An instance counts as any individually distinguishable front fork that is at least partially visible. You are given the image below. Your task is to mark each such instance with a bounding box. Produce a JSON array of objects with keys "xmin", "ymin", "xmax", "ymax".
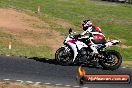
[{"xmin": 64, "ymin": 42, "xmax": 78, "ymax": 62}]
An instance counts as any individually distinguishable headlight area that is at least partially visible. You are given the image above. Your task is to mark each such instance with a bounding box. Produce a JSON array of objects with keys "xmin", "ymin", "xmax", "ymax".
[{"xmin": 63, "ymin": 40, "xmax": 66, "ymax": 44}]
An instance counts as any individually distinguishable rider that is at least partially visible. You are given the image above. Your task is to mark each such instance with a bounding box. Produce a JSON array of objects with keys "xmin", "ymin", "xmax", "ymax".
[{"xmin": 78, "ymin": 19, "xmax": 106, "ymax": 55}]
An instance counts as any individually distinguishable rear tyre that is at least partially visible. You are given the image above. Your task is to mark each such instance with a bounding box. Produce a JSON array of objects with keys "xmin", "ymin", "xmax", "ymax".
[
  {"xmin": 55, "ymin": 47, "xmax": 73, "ymax": 65},
  {"xmin": 100, "ymin": 50, "xmax": 122, "ymax": 70}
]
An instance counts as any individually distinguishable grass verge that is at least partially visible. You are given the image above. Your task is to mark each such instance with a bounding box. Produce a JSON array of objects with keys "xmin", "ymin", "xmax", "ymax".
[
  {"xmin": 122, "ymin": 61, "xmax": 132, "ymax": 68},
  {"xmin": 0, "ymin": 27, "xmax": 52, "ymax": 58},
  {"xmin": 0, "ymin": 81, "xmax": 69, "ymax": 88}
]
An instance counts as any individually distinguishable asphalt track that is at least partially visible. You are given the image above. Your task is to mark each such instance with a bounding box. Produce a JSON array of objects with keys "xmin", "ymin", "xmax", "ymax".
[{"xmin": 0, "ymin": 56, "xmax": 131, "ymax": 88}]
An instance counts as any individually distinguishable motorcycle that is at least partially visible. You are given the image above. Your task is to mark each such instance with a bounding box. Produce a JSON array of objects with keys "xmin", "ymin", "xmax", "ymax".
[{"xmin": 55, "ymin": 28, "xmax": 122, "ymax": 70}]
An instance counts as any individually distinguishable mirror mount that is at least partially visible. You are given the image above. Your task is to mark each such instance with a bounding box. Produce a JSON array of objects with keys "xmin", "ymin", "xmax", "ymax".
[{"xmin": 69, "ymin": 28, "xmax": 72, "ymax": 34}]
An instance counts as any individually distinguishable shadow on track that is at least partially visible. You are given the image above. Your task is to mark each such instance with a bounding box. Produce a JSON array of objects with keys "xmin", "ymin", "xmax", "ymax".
[
  {"xmin": 28, "ymin": 57, "xmax": 102, "ymax": 69},
  {"xmin": 28, "ymin": 57, "xmax": 58, "ymax": 65}
]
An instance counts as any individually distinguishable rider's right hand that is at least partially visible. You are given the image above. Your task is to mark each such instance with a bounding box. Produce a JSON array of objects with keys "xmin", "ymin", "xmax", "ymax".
[{"xmin": 74, "ymin": 34, "xmax": 81, "ymax": 39}]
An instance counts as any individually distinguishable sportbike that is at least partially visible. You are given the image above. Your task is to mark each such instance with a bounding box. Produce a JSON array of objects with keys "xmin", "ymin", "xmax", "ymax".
[{"xmin": 55, "ymin": 29, "xmax": 122, "ymax": 70}]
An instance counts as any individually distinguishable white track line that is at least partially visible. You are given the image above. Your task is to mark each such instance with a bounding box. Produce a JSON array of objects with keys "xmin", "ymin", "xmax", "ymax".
[
  {"xmin": 65, "ymin": 85, "xmax": 71, "ymax": 87},
  {"xmin": 16, "ymin": 80, "xmax": 23, "ymax": 83},
  {"xmin": 2, "ymin": 79, "xmax": 87, "ymax": 88},
  {"xmin": 55, "ymin": 84, "xmax": 63, "ymax": 86},
  {"xmin": 44, "ymin": 83, "xmax": 51, "ymax": 85},
  {"xmin": 122, "ymin": 67, "xmax": 126, "ymax": 68},
  {"xmin": 26, "ymin": 81, "xmax": 33, "ymax": 84},
  {"xmin": 3, "ymin": 79, "xmax": 10, "ymax": 81},
  {"xmin": 73, "ymin": 86, "xmax": 81, "ymax": 88},
  {"xmin": 34, "ymin": 82, "xmax": 41, "ymax": 85}
]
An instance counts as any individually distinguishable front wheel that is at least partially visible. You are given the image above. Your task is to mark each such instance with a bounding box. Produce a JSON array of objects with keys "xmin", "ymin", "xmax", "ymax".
[
  {"xmin": 100, "ymin": 50, "xmax": 122, "ymax": 70},
  {"xmin": 55, "ymin": 47, "xmax": 74, "ymax": 65}
]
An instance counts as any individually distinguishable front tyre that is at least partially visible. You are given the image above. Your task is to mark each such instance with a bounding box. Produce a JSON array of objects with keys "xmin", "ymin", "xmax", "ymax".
[
  {"xmin": 55, "ymin": 47, "xmax": 73, "ymax": 65},
  {"xmin": 100, "ymin": 50, "xmax": 122, "ymax": 70}
]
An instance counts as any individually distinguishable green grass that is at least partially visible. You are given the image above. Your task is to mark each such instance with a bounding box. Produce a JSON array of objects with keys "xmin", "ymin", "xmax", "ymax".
[
  {"xmin": 0, "ymin": 40, "xmax": 52, "ymax": 58},
  {"xmin": 0, "ymin": 28, "xmax": 52, "ymax": 58},
  {"xmin": 0, "ymin": 0, "xmax": 131, "ymax": 60},
  {"xmin": 122, "ymin": 61, "xmax": 132, "ymax": 68}
]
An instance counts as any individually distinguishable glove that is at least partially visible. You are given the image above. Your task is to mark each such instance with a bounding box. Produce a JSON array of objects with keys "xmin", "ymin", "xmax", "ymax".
[
  {"xmin": 78, "ymin": 34, "xmax": 81, "ymax": 37},
  {"xmin": 74, "ymin": 34, "xmax": 81, "ymax": 39}
]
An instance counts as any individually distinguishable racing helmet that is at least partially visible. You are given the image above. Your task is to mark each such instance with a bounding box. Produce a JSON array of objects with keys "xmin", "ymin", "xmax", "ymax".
[{"xmin": 82, "ymin": 19, "xmax": 92, "ymax": 31}]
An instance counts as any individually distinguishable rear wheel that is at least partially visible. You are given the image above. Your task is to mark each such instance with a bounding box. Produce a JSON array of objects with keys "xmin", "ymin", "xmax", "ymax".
[
  {"xmin": 100, "ymin": 50, "xmax": 122, "ymax": 70},
  {"xmin": 55, "ymin": 47, "xmax": 73, "ymax": 65}
]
